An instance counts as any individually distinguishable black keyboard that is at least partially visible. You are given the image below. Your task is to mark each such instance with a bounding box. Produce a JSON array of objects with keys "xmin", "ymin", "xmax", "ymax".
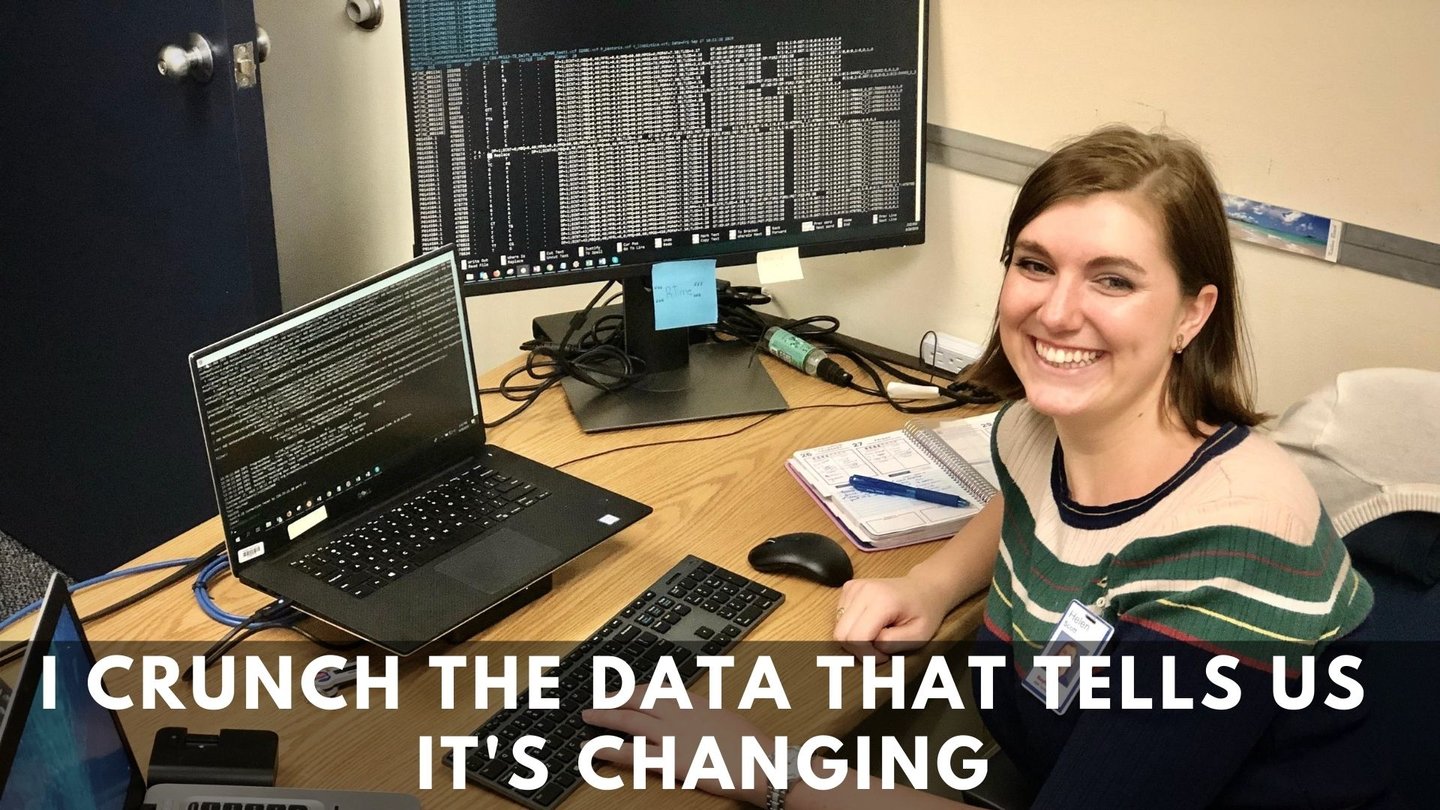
[
  {"xmin": 289, "ymin": 464, "xmax": 549, "ymax": 599},
  {"xmin": 451, "ymin": 555, "xmax": 785, "ymax": 809}
]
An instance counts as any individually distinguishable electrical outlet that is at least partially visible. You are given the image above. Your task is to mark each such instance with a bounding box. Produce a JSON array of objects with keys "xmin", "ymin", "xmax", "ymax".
[{"xmin": 921, "ymin": 332, "xmax": 983, "ymax": 374}]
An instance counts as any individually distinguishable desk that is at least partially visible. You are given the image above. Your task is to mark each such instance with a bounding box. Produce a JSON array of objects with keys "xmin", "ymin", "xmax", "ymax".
[{"xmin": 20, "ymin": 354, "xmax": 987, "ymax": 808}]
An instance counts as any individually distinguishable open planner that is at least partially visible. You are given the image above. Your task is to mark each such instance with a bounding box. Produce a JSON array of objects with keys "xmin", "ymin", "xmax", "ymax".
[{"xmin": 786, "ymin": 410, "xmax": 1000, "ymax": 550}]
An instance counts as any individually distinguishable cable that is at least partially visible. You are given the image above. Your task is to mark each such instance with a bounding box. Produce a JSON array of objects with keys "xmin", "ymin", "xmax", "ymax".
[
  {"xmin": 175, "ymin": 549, "xmax": 361, "ymax": 666},
  {"xmin": 710, "ymin": 283, "xmax": 838, "ymax": 346},
  {"xmin": 480, "ymin": 270, "xmax": 1000, "ymax": 431},
  {"xmin": 707, "ymin": 282, "xmax": 995, "ymax": 412},
  {"xmin": 813, "ymin": 331, "xmax": 1001, "ymax": 413},
  {"xmin": 184, "ymin": 597, "xmax": 363, "ymax": 677},
  {"xmin": 554, "ymin": 400, "xmax": 891, "ymax": 470},
  {"xmin": 0, "ymin": 543, "xmax": 357, "ymax": 672},
  {"xmin": 486, "ymin": 281, "xmax": 839, "ymax": 430},
  {"xmin": 83, "ymin": 542, "xmax": 226, "ymax": 625},
  {"xmin": 0, "ymin": 545, "xmax": 231, "ymax": 667},
  {"xmin": 483, "ymin": 280, "xmax": 651, "ymax": 429},
  {"xmin": 192, "ymin": 553, "xmax": 299, "ymax": 628},
  {"xmin": 192, "ymin": 553, "xmax": 241, "ymax": 624},
  {"xmin": 919, "ymin": 330, "xmax": 940, "ymax": 385},
  {"xmin": 184, "ymin": 554, "xmax": 306, "ymax": 680},
  {"xmin": 480, "ymin": 357, "xmax": 568, "ymax": 428},
  {"xmin": 0, "ymin": 556, "xmax": 204, "ymax": 635},
  {"xmin": 183, "ymin": 599, "xmax": 297, "ymax": 682}
]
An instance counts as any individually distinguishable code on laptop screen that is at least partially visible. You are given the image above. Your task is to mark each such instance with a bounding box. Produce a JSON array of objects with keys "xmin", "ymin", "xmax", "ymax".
[{"xmin": 192, "ymin": 252, "xmax": 479, "ymax": 547}]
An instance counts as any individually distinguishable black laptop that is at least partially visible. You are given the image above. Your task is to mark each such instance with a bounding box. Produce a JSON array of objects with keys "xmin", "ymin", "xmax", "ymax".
[
  {"xmin": 0, "ymin": 575, "xmax": 419, "ymax": 809},
  {"xmin": 187, "ymin": 246, "xmax": 651, "ymax": 654}
]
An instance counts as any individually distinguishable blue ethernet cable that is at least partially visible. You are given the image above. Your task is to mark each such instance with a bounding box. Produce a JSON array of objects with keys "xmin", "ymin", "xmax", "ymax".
[
  {"xmin": 0, "ymin": 557, "xmax": 197, "ymax": 633},
  {"xmin": 192, "ymin": 553, "xmax": 298, "ymax": 629}
]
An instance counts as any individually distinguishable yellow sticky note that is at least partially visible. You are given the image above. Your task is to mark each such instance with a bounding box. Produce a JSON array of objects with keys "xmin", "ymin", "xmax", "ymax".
[{"xmin": 756, "ymin": 247, "xmax": 804, "ymax": 284}]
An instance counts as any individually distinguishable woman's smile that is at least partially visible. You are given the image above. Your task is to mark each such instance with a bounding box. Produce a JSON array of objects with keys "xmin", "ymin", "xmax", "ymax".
[{"xmin": 1030, "ymin": 336, "xmax": 1105, "ymax": 370}]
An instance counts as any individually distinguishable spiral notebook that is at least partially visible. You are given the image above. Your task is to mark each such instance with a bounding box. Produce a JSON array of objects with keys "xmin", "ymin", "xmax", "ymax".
[{"xmin": 786, "ymin": 410, "xmax": 1000, "ymax": 550}]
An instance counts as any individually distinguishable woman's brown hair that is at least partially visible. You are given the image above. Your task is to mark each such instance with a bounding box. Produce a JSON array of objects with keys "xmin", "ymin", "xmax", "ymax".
[{"xmin": 964, "ymin": 125, "xmax": 1266, "ymax": 434}]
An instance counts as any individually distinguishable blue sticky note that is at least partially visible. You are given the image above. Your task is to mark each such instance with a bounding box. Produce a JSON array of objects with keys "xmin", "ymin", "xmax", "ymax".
[{"xmin": 651, "ymin": 259, "xmax": 718, "ymax": 330}]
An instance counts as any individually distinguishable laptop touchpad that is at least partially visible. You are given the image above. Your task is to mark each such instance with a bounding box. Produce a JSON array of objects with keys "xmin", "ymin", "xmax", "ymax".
[{"xmin": 436, "ymin": 528, "xmax": 562, "ymax": 593}]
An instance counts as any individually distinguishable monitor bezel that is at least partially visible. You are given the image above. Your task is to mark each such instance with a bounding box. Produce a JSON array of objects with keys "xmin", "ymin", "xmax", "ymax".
[
  {"xmin": 0, "ymin": 575, "xmax": 148, "ymax": 807},
  {"xmin": 459, "ymin": 230, "xmax": 925, "ymax": 296}
]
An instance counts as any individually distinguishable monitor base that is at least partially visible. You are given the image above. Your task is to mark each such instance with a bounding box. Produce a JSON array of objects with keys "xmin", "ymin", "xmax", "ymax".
[
  {"xmin": 533, "ymin": 309, "xmax": 788, "ymax": 432},
  {"xmin": 563, "ymin": 342, "xmax": 788, "ymax": 432}
]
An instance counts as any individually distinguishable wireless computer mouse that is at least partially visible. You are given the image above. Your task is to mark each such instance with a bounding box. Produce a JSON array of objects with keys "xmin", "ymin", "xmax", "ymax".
[{"xmin": 748, "ymin": 532, "xmax": 854, "ymax": 587}]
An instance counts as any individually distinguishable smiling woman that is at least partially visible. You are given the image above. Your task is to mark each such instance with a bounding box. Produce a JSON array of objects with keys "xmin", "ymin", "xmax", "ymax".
[
  {"xmin": 968, "ymin": 125, "xmax": 1265, "ymax": 443},
  {"xmin": 583, "ymin": 127, "xmax": 1391, "ymax": 810},
  {"xmin": 999, "ymin": 193, "xmax": 1215, "ymax": 446},
  {"xmin": 891, "ymin": 127, "xmax": 1385, "ymax": 808}
]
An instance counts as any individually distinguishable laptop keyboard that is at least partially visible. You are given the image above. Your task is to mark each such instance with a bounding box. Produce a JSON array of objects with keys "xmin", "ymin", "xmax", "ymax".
[
  {"xmin": 448, "ymin": 555, "xmax": 784, "ymax": 809},
  {"xmin": 185, "ymin": 803, "xmax": 309, "ymax": 810},
  {"xmin": 289, "ymin": 464, "xmax": 549, "ymax": 599}
]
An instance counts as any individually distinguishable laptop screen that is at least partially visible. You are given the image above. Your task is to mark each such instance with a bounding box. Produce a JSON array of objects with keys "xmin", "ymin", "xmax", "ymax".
[
  {"xmin": 0, "ymin": 586, "xmax": 140, "ymax": 809},
  {"xmin": 191, "ymin": 248, "xmax": 481, "ymax": 557}
]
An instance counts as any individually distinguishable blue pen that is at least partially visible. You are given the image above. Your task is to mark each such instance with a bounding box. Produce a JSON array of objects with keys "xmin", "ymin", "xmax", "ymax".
[{"xmin": 848, "ymin": 474, "xmax": 969, "ymax": 508}]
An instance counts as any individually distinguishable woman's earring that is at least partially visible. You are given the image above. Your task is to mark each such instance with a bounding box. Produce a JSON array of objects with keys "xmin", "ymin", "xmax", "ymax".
[{"xmin": 1173, "ymin": 333, "xmax": 1185, "ymax": 355}]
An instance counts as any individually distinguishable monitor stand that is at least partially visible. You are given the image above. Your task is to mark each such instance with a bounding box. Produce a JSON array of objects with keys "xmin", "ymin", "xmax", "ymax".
[{"xmin": 531, "ymin": 275, "xmax": 788, "ymax": 432}]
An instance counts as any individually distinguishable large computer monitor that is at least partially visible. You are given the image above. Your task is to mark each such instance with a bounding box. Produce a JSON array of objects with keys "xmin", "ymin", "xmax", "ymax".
[{"xmin": 400, "ymin": 0, "xmax": 928, "ymax": 430}]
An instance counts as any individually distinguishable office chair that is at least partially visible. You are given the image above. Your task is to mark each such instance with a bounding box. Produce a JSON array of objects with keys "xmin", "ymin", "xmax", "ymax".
[{"xmin": 1341, "ymin": 510, "xmax": 1440, "ymax": 808}]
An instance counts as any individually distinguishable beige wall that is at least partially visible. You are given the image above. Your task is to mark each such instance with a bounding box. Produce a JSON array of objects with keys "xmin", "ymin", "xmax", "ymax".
[
  {"xmin": 255, "ymin": 2, "xmax": 604, "ymax": 362},
  {"xmin": 256, "ymin": 0, "xmax": 1440, "ymax": 414}
]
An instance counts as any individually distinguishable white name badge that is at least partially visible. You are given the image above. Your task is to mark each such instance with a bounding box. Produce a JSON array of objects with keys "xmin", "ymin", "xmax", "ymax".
[{"xmin": 1021, "ymin": 599, "xmax": 1115, "ymax": 715}]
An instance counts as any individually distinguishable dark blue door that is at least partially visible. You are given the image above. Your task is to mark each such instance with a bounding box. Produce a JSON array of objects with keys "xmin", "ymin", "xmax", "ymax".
[{"xmin": 0, "ymin": 1, "xmax": 281, "ymax": 578}]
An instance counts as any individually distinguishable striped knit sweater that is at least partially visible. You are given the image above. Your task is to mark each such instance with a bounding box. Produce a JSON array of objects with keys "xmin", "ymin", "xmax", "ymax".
[
  {"xmin": 972, "ymin": 401, "xmax": 1392, "ymax": 809},
  {"xmin": 984, "ymin": 399, "xmax": 1373, "ymax": 674}
]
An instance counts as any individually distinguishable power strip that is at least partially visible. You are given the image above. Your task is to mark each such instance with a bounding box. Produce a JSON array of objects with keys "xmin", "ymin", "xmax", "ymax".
[{"xmin": 921, "ymin": 332, "xmax": 984, "ymax": 374}]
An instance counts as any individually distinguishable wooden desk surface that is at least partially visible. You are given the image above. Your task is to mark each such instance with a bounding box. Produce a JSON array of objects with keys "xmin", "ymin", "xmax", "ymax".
[{"xmin": 14, "ymin": 355, "xmax": 987, "ymax": 808}]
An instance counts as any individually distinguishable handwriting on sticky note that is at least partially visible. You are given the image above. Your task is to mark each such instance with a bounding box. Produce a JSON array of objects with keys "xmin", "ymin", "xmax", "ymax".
[{"xmin": 651, "ymin": 260, "xmax": 718, "ymax": 330}]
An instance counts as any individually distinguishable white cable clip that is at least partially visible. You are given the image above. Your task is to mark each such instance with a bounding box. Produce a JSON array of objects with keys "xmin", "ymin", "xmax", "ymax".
[{"xmin": 886, "ymin": 381, "xmax": 942, "ymax": 400}]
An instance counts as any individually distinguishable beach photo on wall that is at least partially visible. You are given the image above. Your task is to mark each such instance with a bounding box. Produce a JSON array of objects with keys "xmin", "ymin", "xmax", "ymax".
[{"xmin": 1222, "ymin": 194, "xmax": 1343, "ymax": 262}]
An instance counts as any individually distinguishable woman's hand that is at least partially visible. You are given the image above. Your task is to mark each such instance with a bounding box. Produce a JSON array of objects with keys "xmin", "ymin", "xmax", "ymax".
[
  {"xmin": 834, "ymin": 574, "xmax": 950, "ymax": 661},
  {"xmin": 835, "ymin": 499, "xmax": 1005, "ymax": 661},
  {"xmin": 582, "ymin": 692, "xmax": 774, "ymax": 806}
]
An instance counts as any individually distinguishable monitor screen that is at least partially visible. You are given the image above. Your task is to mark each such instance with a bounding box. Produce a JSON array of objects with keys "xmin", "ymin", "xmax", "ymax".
[
  {"xmin": 190, "ymin": 249, "xmax": 480, "ymax": 551},
  {"xmin": 401, "ymin": 0, "xmax": 927, "ymax": 292}
]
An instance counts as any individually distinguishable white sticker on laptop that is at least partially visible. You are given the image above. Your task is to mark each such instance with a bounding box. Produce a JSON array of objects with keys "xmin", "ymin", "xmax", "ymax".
[
  {"xmin": 287, "ymin": 505, "xmax": 328, "ymax": 540},
  {"xmin": 237, "ymin": 542, "xmax": 266, "ymax": 563},
  {"xmin": 598, "ymin": 514, "xmax": 620, "ymax": 526}
]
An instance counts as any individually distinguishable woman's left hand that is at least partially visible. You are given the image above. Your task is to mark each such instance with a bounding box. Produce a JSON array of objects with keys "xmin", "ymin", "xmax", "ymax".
[{"xmin": 582, "ymin": 691, "xmax": 775, "ymax": 807}]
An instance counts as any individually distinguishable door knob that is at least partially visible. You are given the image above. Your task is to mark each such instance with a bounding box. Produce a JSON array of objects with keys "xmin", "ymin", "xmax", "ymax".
[
  {"xmin": 157, "ymin": 33, "xmax": 215, "ymax": 83},
  {"xmin": 256, "ymin": 26, "xmax": 271, "ymax": 63}
]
